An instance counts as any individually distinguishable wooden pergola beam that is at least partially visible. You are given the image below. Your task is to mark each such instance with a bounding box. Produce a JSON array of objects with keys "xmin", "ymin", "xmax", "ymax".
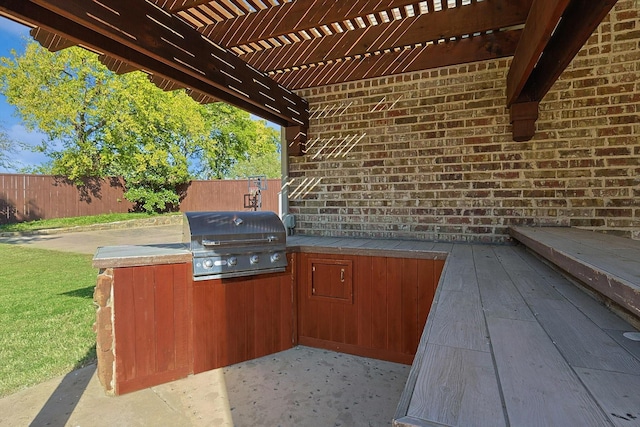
[
  {"xmin": 519, "ymin": 0, "xmax": 619, "ymax": 102},
  {"xmin": 506, "ymin": 0, "xmax": 618, "ymax": 142},
  {"xmin": 1, "ymin": 0, "xmax": 308, "ymax": 130},
  {"xmin": 506, "ymin": 0, "xmax": 570, "ymax": 106},
  {"xmin": 244, "ymin": 0, "xmax": 531, "ymax": 73}
]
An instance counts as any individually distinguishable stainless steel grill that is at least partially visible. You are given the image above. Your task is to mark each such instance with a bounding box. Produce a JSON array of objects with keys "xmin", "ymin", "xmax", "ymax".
[{"xmin": 183, "ymin": 211, "xmax": 287, "ymax": 280}]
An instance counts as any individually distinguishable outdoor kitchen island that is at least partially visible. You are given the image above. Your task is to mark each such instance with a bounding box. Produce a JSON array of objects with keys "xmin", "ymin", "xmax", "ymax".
[
  {"xmin": 92, "ymin": 233, "xmax": 640, "ymax": 426},
  {"xmin": 91, "ymin": 233, "xmax": 447, "ymax": 396}
]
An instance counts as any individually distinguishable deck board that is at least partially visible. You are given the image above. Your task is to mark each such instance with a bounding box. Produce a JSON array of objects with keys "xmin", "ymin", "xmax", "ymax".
[
  {"xmin": 405, "ymin": 344, "xmax": 505, "ymax": 427},
  {"xmin": 473, "ymin": 245, "xmax": 536, "ymax": 321},
  {"xmin": 426, "ymin": 289, "xmax": 490, "ymax": 352},
  {"xmin": 574, "ymin": 368, "xmax": 640, "ymax": 427},
  {"xmin": 487, "ymin": 316, "xmax": 612, "ymax": 426},
  {"xmin": 392, "ymin": 234, "xmax": 640, "ymax": 426},
  {"xmin": 528, "ymin": 297, "xmax": 640, "ymax": 373},
  {"xmin": 510, "ymin": 226, "xmax": 640, "ymax": 318},
  {"xmin": 491, "ymin": 245, "xmax": 565, "ymax": 301},
  {"xmin": 604, "ymin": 329, "xmax": 640, "ymax": 361},
  {"xmin": 519, "ymin": 246, "xmax": 634, "ymax": 330},
  {"xmin": 426, "ymin": 245, "xmax": 489, "ymax": 352}
]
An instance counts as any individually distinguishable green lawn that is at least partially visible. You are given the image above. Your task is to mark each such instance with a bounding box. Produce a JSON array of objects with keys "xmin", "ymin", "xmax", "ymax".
[
  {"xmin": 0, "ymin": 212, "xmax": 173, "ymax": 233},
  {"xmin": 0, "ymin": 244, "xmax": 97, "ymax": 397}
]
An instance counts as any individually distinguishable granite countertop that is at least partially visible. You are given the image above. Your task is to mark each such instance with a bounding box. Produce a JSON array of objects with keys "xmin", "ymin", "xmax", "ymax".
[
  {"xmin": 92, "ymin": 235, "xmax": 451, "ymax": 269},
  {"xmin": 93, "ymin": 243, "xmax": 191, "ymax": 269}
]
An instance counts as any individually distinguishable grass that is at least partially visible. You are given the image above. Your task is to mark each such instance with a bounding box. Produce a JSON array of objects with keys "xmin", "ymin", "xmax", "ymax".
[
  {"xmin": 0, "ymin": 244, "xmax": 97, "ymax": 397},
  {"xmin": 0, "ymin": 212, "xmax": 176, "ymax": 233}
]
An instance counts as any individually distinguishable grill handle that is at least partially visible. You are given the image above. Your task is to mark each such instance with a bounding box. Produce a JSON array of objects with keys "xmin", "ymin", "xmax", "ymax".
[{"xmin": 202, "ymin": 236, "xmax": 279, "ymax": 246}]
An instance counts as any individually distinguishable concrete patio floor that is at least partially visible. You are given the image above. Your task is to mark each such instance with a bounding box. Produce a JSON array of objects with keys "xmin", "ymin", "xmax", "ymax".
[
  {"xmin": 0, "ymin": 223, "xmax": 410, "ymax": 426},
  {"xmin": 0, "ymin": 346, "xmax": 409, "ymax": 427}
]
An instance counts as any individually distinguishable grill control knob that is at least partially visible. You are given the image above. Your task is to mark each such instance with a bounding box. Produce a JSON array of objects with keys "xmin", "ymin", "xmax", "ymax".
[
  {"xmin": 271, "ymin": 253, "xmax": 281, "ymax": 263},
  {"xmin": 228, "ymin": 256, "xmax": 237, "ymax": 266},
  {"xmin": 203, "ymin": 259, "xmax": 214, "ymax": 269},
  {"xmin": 250, "ymin": 255, "xmax": 260, "ymax": 264}
]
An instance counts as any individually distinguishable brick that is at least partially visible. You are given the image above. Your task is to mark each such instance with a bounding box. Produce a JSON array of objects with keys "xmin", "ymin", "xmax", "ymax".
[{"xmin": 288, "ymin": 1, "xmax": 640, "ymax": 243}]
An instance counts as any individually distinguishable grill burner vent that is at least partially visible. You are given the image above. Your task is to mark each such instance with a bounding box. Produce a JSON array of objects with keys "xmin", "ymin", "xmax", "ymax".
[{"xmin": 183, "ymin": 211, "xmax": 287, "ymax": 280}]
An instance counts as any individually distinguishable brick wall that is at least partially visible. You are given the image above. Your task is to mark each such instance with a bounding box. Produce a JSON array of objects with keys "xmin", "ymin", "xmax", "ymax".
[{"xmin": 288, "ymin": 0, "xmax": 640, "ymax": 243}]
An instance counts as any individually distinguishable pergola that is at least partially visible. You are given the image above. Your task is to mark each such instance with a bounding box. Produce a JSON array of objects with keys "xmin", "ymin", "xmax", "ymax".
[{"xmin": 0, "ymin": 0, "xmax": 618, "ymax": 150}]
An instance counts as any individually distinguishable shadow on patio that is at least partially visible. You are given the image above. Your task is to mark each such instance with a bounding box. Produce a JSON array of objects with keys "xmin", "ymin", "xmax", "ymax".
[{"xmin": 0, "ymin": 346, "xmax": 409, "ymax": 427}]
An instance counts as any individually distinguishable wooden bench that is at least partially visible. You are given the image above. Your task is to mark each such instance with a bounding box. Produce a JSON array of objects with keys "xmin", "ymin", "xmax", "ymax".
[
  {"xmin": 510, "ymin": 226, "xmax": 640, "ymax": 321},
  {"xmin": 394, "ymin": 241, "xmax": 640, "ymax": 426}
]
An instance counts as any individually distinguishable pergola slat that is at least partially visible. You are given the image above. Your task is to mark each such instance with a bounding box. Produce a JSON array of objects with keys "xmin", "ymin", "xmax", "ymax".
[
  {"xmin": 273, "ymin": 30, "xmax": 521, "ymax": 89},
  {"xmin": 201, "ymin": 0, "xmax": 429, "ymax": 47},
  {"xmin": 244, "ymin": 0, "xmax": 530, "ymax": 72},
  {"xmin": 29, "ymin": 27, "xmax": 75, "ymax": 52}
]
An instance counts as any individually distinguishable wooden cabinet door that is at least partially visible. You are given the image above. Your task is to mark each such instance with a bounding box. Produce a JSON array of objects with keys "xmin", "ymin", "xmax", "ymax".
[{"xmin": 308, "ymin": 258, "xmax": 353, "ymax": 303}]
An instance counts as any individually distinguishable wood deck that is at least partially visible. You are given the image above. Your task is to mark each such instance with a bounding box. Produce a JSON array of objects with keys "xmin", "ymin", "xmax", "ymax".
[
  {"xmin": 394, "ymin": 237, "xmax": 640, "ymax": 426},
  {"xmin": 510, "ymin": 226, "xmax": 640, "ymax": 319}
]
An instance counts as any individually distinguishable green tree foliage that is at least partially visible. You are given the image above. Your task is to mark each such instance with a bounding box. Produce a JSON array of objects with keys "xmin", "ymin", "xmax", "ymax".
[
  {"xmin": 0, "ymin": 41, "xmax": 281, "ymax": 212},
  {"xmin": 227, "ymin": 120, "xmax": 281, "ymax": 179}
]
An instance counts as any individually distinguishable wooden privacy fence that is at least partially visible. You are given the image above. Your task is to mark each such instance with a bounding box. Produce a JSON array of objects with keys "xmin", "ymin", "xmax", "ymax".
[
  {"xmin": 178, "ymin": 179, "xmax": 280, "ymax": 213},
  {"xmin": 0, "ymin": 174, "xmax": 280, "ymax": 225}
]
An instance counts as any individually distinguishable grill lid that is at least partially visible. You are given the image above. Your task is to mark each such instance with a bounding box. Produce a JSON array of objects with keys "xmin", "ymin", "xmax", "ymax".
[
  {"xmin": 183, "ymin": 211, "xmax": 286, "ymax": 251},
  {"xmin": 183, "ymin": 211, "xmax": 287, "ymax": 280}
]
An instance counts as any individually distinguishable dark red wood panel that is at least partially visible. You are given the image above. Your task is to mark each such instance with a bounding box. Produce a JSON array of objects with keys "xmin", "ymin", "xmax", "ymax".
[
  {"xmin": 343, "ymin": 268, "xmax": 359, "ymax": 346},
  {"xmin": 401, "ymin": 258, "xmax": 419, "ymax": 355},
  {"xmin": 113, "ymin": 263, "xmax": 191, "ymax": 394},
  {"xmin": 387, "ymin": 257, "xmax": 404, "ymax": 353},
  {"xmin": 133, "ymin": 266, "xmax": 156, "ymax": 378},
  {"xmin": 297, "ymin": 253, "xmax": 443, "ymax": 364},
  {"xmin": 283, "ymin": 253, "xmax": 296, "ymax": 349},
  {"xmin": 212, "ymin": 279, "xmax": 227, "ymax": 367},
  {"xmin": 114, "ymin": 268, "xmax": 137, "ymax": 384},
  {"xmin": 330, "ymin": 302, "xmax": 345, "ymax": 343},
  {"xmin": 192, "ymin": 266, "xmax": 295, "ymax": 373},
  {"xmin": 370, "ymin": 258, "xmax": 388, "ymax": 350},
  {"xmin": 253, "ymin": 274, "xmax": 277, "ymax": 356},
  {"xmin": 173, "ymin": 264, "xmax": 192, "ymax": 373},
  {"xmin": 193, "ymin": 279, "xmax": 218, "ymax": 373},
  {"xmin": 316, "ymin": 289, "xmax": 332, "ymax": 342},
  {"xmin": 356, "ymin": 256, "xmax": 373, "ymax": 348},
  {"xmin": 155, "ymin": 264, "xmax": 176, "ymax": 373}
]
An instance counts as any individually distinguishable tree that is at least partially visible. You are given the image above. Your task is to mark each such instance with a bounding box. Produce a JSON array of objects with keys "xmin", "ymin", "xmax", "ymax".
[
  {"xmin": 0, "ymin": 41, "xmax": 281, "ymax": 212},
  {"xmin": 227, "ymin": 120, "xmax": 281, "ymax": 179},
  {"xmin": 0, "ymin": 127, "xmax": 15, "ymax": 170}
]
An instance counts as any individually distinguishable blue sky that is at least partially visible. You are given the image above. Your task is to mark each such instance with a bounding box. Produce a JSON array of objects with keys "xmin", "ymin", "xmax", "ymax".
[{"xmin": 0, "ymin": 16, "xmax": 51, "ymax": 172}]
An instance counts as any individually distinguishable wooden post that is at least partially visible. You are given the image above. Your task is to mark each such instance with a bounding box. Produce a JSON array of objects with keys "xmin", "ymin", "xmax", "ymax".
[{"xmin": 286, "ymin": 126, "xmax": 307, "ymax": 156}]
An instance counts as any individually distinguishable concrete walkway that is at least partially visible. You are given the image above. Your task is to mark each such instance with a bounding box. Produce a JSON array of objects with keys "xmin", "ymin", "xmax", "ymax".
[
  {"xmin": 0, "ymin": 223, "xmax": 184, "ymax": 254},
  {"xmin": 0, "ymin": 224, "xmax": 410, "ymax": 426}
]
